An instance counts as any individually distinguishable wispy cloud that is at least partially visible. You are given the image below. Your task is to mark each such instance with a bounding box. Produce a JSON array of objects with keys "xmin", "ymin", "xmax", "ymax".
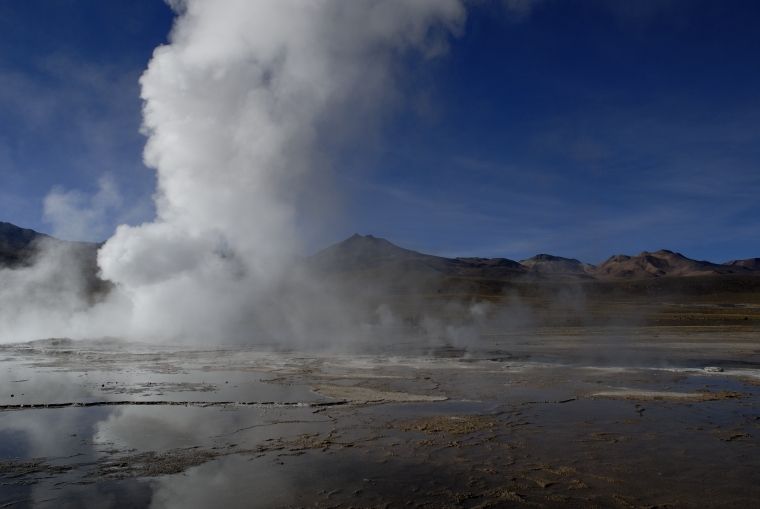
[
  {"xmin": 501, "ymin": 0, "xmax": 544, "ymax": 20},
  {"xmin": 0, "ymin": 52, "xmax": 155, "ymax": 236}
]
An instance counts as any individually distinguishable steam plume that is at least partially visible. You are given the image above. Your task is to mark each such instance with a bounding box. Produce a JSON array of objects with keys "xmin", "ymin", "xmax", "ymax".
[{"xmin": 0, "ymin": 1, "xmax": 466, "ymax": 344}]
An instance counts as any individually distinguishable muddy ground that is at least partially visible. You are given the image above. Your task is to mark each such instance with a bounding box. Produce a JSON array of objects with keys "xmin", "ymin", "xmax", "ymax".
[{"xmin": 0, "ymin": 325, "xmax": 758, "ymax": 508}]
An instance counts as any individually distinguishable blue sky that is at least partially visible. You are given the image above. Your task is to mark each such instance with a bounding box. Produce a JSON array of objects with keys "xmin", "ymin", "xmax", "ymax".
[
  {"xmin": 0, "ymin": 1, "xmax": 171, "ymax": 238},
  {"xmin": 1, "ymin": 1, "xmax": 759, "ymax": 263}
]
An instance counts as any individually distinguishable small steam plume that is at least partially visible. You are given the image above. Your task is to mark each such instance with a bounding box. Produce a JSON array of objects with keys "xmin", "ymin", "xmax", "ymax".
[
  {"xmin": 43, "ymin": 175, "xmax": 122, "ymax": 242},
  {"xmin": 0, "ymin": 1, "xmax": 466, "ymax": 344}
]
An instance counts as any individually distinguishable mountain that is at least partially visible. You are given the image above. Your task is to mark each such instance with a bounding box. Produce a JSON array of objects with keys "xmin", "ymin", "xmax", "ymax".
[
  {"xmin": 309, "ymin": 234, "xmax": 526, "ymax": 280},
  {"xmin": 0, "ymin": 221, "xmax": 50, "ymax": 267},
  {"xmin": 312, "ymin": 237, "xmax": 760, "ymax": 282},
  {"xmin": 3, "ymin": 222, "xmax": 759, "ymax": 290},
  {"xmin": 725, "ymin": 258, "xmax": 760, "ymax": 270},
  {"xmin": 0, "ymin": 221, "xmax": 107, "ymax": 298},
  {"xmin": 519, "ymin": 254, "xmax": 594, "ymax": 277},
  {"xmin": 593, "ymin": 249, "xmax": 748, "ymax": 279},
  {"xmin": 310, "ymin": 234, "xmax": 439, "ymax": 273}
]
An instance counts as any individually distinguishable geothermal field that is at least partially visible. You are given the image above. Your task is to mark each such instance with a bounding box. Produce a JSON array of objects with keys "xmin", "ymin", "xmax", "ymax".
[
  {"xmin": 0, "ymin": 307, "xmax": 759, "ymax": 507},
  {"xmin": 1, "ymin": 232, "xmax": 760, "ymax": 507},
  {"xmin": 2, "ymin": 1, "xmax": 760, "ymax": 508}
]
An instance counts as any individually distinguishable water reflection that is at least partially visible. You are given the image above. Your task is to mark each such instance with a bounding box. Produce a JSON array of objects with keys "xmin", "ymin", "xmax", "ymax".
[
  {"xmin": 1, "ymin": 402, "xmax": 330, "ymax": 508},
  {"xmin": 148, "ymin": 455, "xmax": 296, "ymax": 509},
  {"xmin": 1, "ymin": 337, "xmax": 759, "ymax": 508},
  {"xmin": 0, "ymin": 348, "xmax": 333, "ymax": 508}
]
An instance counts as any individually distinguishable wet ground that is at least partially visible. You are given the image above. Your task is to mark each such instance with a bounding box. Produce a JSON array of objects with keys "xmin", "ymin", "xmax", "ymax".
[{"xmin": 0, "ymin": 327, "xmax": 759, "ymax": 508}]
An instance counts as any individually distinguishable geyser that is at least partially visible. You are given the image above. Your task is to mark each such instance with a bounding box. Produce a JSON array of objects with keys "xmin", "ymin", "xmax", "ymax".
[{"xmin": 0, "ymin": 0, "xmax": 466, "ymax": 343}]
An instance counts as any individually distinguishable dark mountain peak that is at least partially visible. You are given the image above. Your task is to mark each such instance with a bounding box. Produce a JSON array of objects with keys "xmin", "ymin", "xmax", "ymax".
[
  {"xmin": 606, "ymin": 254, "xmax": 631, "ymax": 263},
  {"xmin": 640, "ymin": 249, "xmax": 690, "ymax": 261},
  {"xmin": 309, "ymin": 233, "xmax": 431, "ymax": 273},
  {"xmin": 520, "ymin": 253, "xmax": 591, "ymax": 275},
  {"xmin": 0, "ymin": 221, "xmax": 50, "ymax": 267},
  {"xmin": 343, "ymin": 233, "xmax": 395, "ymax": 248},
  {"xmin": 321, "ymin": 233, "xmax": 417, "ymax": 257},
  {"xmin": 0, "ymin": 221, "xmax": 48, "ymax": 248},
  {"xmin": 532, "ymin": 254, "xmax": 562, "ymax": 261},
  {"xmin": 455, "ymin": 257, "xmax": 523, "ymax": 269},
  {"xmin": 522, "ymin": 253, "xmax": 581, "ymax": 263},
  {"xmin": 310, "ymin": 234, "xmax": 526, "ymax": 278},
  {"xmin": 0, "ymin": 221, "xmax": 107, "ymax": 296},
  {"xmin": 649, "ymin": 249, "xmax": 676, "ymax": 256}
]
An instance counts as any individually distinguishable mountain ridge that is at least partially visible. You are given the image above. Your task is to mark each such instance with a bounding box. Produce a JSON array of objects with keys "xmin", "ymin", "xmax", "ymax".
[
  {"xmin": 312, "ymin": 234, "xmax": 760, "ymax": 280},
  {"xmin": 1, "ymin": 222, "xmax": 759, "ymax": 281}
]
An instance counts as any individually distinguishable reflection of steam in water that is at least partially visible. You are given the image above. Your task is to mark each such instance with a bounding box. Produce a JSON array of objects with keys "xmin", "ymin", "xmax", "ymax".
[
  {"xmin": 1, "ymin": 399, "xmax": 331, "ymax": 507},
  {"xmin": 94, "ymin": 406, "xmax": 329, "ymax": 453},
  {"xmin": 148, "ymin": 455, "xmax": 296, "ymax": 509},
  {"xmin": 0, "ymin": 367, "xmax": 95, "ymax": 406},
  {"xmin": 1, "ymin": 335, "xmax": 759, "ymax": 507}
]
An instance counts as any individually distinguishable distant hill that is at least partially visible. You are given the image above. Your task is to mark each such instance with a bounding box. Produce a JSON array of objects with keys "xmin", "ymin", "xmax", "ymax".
[
  {"xmin": 310, "ymin": 234, "xmax": 442, "ymax": 273},
  {"xmin": 592, "ymin": 249, "xmax": 749, "ymax": 279},
  {"xmin": 312, "ymin": 236, "xmax": 760, "ymax": 282},
  {"xmin": 725, "ymin": 258, "xmax": 760, "ymax": 270},
  {"xmin": 519, "ymin": 253, "xmax": 594, "ymax": 277},
  {"xmin": 309, "ymin": 234, "xmax": 526, "ymax": 281},
  {"xmin": 2, "ymin": 222, "xmax": 759, "ymax": 293}
]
